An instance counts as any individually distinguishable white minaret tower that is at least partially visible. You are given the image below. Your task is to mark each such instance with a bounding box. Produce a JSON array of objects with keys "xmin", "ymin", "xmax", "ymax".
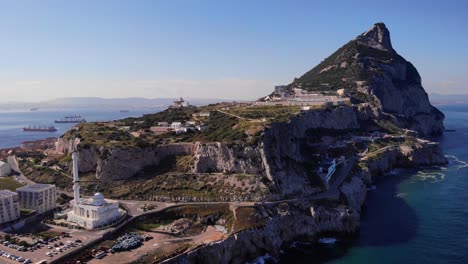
[{"xmin": 72, "ymin": 151, "xmax": 80, "ymax": 208}]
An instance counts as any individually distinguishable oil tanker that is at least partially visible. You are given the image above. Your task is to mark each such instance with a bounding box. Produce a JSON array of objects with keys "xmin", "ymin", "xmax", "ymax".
[
  {"xmin": 55, "ymin": 115, "xmax": 86, "ymax": 123},
  {"xmin": 23, "ymin": 125, "xmax": 57, "ymax": 132}
]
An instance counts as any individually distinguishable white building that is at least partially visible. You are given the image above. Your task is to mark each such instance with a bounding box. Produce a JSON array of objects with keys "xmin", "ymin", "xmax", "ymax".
[
  {"xmin": 336, "ymin": 89, "xmax": 346, "ymax": 97},
  {"xmin": 171, "ymin": 98, "xmax": 190, "ymax": 108},
  {"xmin": 0, "ymin": 161, "xmax": 11, "ymax": 177},
  {"xmin": 16, "ymin": 184, "xmax": 57, "ymax": 214},
  {"xmin": 324, "ymin": 159, "xmax": 337, "ymax": 184},
  {"xmin": 0, "ymin": 190, "xmax": 20, "ymax": 224},
  {"xmin": 199, "ymin": 112, "xmax": 210, "ymax": 117},
  {"xmin": 67, "ymin": 193, "xmax": 122, "ymax": 229},
  {"xmin": 171, "ymin": 122, "xmax": 182, "ymax": 130},
  {"xmin": 67, "ymin": 151, "xmax": 123, "ymax": 229}
]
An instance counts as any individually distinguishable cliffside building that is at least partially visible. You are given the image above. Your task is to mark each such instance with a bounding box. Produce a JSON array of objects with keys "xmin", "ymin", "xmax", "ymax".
[
  {"xmin": 16, "ymin": 184, "xmax": 57, "ymax": 214},
  {"xmin": 0, "ymin": 161, "xmax": 11, "ymax": 176},
  {"xmin": 170, "ymin": 97, "xmax": 190, "ymax": 108},
  {"xmin": 67, "ymin": 151, "xmax": 123, "ymax": 229},
  {"xmin": 0, "ymin": 190, "xmax": 20, "ymax": 224}
]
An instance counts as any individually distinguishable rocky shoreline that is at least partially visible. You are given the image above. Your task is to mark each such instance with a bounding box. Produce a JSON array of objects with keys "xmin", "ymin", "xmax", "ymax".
[{"xmin": 163, "ymin": 141, "xmax": 446, "ymax": 264}]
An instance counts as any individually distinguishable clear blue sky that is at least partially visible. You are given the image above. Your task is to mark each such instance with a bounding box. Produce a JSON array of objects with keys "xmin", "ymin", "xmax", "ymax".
[{"xmin": 0, "ymin": 0, "xmax": 467, "ymax": 101}]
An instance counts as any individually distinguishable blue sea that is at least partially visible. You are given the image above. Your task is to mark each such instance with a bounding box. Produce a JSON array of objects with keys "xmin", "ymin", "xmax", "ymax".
[
  {"xmin": 0, "ymin": 108, "xmax": 159, "ymax": 149},
  {"xmin": 281, "ymin": 104, "xmax": 468, "ymax": 263}
]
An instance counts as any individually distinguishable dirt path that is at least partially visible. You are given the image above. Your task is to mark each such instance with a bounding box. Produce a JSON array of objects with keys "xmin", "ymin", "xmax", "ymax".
[{"xmin": 88, "ymin": 226, "xmax": 225, "ymax": 264}]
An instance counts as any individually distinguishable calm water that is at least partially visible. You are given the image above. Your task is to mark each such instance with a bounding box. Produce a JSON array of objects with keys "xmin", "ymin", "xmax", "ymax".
[
  {"xmin": 281, "ymin": 104, "xmax": 468, "ymax": 264},
  {"xmin": 0, "ymin": 108, "xmax": 159, "ymax": 149}
]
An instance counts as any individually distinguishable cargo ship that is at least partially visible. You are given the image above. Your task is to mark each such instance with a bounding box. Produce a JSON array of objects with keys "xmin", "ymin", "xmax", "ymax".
[
  {"xmin": 55, "ymin": 115, "xmax": 86, "ymax": 123},
  {"xmin": 64, "ymin": 114, "xmax": 82, "ymax": 118},
  {"xmin": 23, "ymin": 125, "xmax": 57, "ymax": 132}
]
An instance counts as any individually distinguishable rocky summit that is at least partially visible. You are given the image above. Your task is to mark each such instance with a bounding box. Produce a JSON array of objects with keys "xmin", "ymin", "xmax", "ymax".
[{"xmin": 290, "ymin": 22, "xmax": 444, "ymax": 136}]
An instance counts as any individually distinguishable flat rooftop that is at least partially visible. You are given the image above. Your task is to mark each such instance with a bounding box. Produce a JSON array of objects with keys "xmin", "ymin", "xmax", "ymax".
[
  {"xmin": 16, "ymin": 183, "xmax": 55, "ymax": 192},
  {"xmin": 0, "ymin": 190, "xmax": 17, "ymax": 198}
]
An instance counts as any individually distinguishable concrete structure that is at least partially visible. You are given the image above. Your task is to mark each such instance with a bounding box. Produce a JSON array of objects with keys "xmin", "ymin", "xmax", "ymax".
[
  {"xmin": 67, "ymin": 151, "xmax": 123, "ymax": 229},
  {"xmin": 16, "ymin": 184, "xmax": 57, "ymax": 214},
  {"xmin": 67, "ymin": 193, "xmax": 123, "ymax": 229},
  {"xmin": 199, "ymin": 112, "xmax": 210, "ymax": 117},
  {"xmin": 150, "ymin": 126, "xmax": 171, "ymax": 134},
  {"xmin": 257, "ymin": 86, "xmax": 350, "ymax": 107},
  {"xmin": 0, "ymin": 190, "xmax": 20, "ymax": 224},
  {"xmin": 196, "ymin": 125, "xmax": 207, "ymax": 132},
  {"xmin": 0, "ymin": 161, "xmax": 11, "ymax": 176},
  {"xmin": 170, "ymin": 97, "xmax": 190, "ymax": 108},
  {"xmin": 336, "ymin": 88, "xmax": 346, "ymax": 96},
  {"xmin": 325, "ymin": 159, "xmax": 337, "ymax": 184},
  {"xmin": 171, "ymin": 122, "xmax": 182, "ymax": 130}
]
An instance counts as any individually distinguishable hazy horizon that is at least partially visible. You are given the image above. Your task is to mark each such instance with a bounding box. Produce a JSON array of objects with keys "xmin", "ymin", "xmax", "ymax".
[{"xmin": 0, "ymin": 0, "xmax": 467, "ymax": 102}]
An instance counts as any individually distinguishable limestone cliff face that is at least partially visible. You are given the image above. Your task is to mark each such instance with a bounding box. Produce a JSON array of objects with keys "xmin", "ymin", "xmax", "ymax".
[
  {"xmin": 367, "ymin": 142, "xmax": 447, "ymax": 175},
  {"xmin": 191, "ymin": 143, "xmax": 264, "ymax": 174},
  {"xmin": 163, "ymin": 141, "xmax": 446, "ymax": 264},
  {"xmin": 262, "ymin": 106, "xmax": 372, "ymax": 196},
  {"xmin": 290, "ymin": 22, "xmax": 444, "ymax": 136},
  {"xmin": 56, "ymin": 139, "xmax": 266, "ymax": 181},
  {"xmin": 56, "ymin": 138, "xmax": 195, "ymax": 181},
  {"xmin": 95, "ymin": 144, "xmax": 195, "ymax": 180}
]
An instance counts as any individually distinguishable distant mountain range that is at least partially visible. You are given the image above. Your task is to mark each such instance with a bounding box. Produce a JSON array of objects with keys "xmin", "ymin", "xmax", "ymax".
[
  {"xmin": 429, "ymin": 93, "xmax": 468, "ymax": 105},
  {"xmin": 0, "ymin": 97, "xmax": 231, "ymax": 111}
]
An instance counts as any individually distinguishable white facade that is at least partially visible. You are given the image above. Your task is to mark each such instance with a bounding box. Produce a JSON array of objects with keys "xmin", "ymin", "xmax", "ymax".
[
  {"xmin": 16, "ymin": 184, "xmax": 57, "ymax": 214},
  {"xmin": 67, "ymin": 193, "xmax": 123, "ymax": 229},
  {"xmin": 0, "ymin": 161, "xmax": 11, "ymax": 176},
  {"xmin": 324, "ymin": 159, "xmax": 337, "ymax": 184},
  {"xmin": 171, "ymin": 122, "xmax": 182, "ymax": 130},
  {"xmin": 66, "ymin": 151, "xmax": 123, "ymax": 229},
  {"xmin": 0, "ymin": 190, "xmax": 20, "ymax": 224}
]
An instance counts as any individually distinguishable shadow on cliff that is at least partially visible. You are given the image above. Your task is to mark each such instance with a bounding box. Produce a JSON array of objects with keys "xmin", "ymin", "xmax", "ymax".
[
  {"xmin": 357, "ymin": 170, "xmax": 419, "ymax": 247},
  {"xmin": 279, "ymin": 170, "xmax": 420, "ymax": 263}
]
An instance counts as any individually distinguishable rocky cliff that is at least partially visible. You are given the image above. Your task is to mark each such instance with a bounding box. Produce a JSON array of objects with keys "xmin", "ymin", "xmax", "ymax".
[
  {"xmin": 165, "ymin": 201, "xmax": 361, "ymax": 264},
  {"xmin": 366, "ymin": 141, "xmax": 447, "ymax": 175},
  {"xmin": 290, "ymin": 22, "xmax": 444, "ymax": 136},
  {"xmin": 164, "ymin": 139, "xmax": 446, "ymax": 264},
  {"xmin": 56, "ymin": 138, "xmax": 266, "ymax": 181},
  {"xmin": 191, "ymin": 143, "xmax": 264, "ymax": 175},
  {"xmin": 262, "ymin": 105, "xmax": 374, "ymax": 196}
]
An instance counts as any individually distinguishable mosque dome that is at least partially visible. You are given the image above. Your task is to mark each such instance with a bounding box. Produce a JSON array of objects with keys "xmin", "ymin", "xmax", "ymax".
[{"xmin": 92, "ymin": 192, "xmax": 106, "ymax": 206}]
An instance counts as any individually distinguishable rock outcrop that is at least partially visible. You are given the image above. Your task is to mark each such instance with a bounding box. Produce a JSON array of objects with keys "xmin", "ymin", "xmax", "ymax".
[
  {"xmin": 366, "ymin": 141, "xmax": 447, "ymax": 175},
  {"xmin": 191, "ymin": 143, "xmax": 263, "ymax": 174},
  {"xmin": 356, "ymin": 22, "xmax": 394, "ymax": 52},
  {"xmin": 165, "ymin": 202, "xmax": 362, "ymax": 264},
  {"xmin": 290, "ymin": 22, "xmax": 444, "ymax": 136},
  {"xmin": 262, "ymin": 105, "xmax": 373, "ymax": 196}
]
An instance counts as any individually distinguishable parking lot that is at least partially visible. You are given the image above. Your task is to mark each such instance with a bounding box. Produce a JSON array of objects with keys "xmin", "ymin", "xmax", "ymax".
[{"xmin": 0, "ymin": 226, "xmax": 105, "ymax": 264}]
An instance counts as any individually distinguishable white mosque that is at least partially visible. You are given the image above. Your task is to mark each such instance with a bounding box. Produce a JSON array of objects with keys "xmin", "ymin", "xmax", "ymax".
[{"xmin": 67, "ymin": 151, "xmax": 124, "ymax": 229}]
